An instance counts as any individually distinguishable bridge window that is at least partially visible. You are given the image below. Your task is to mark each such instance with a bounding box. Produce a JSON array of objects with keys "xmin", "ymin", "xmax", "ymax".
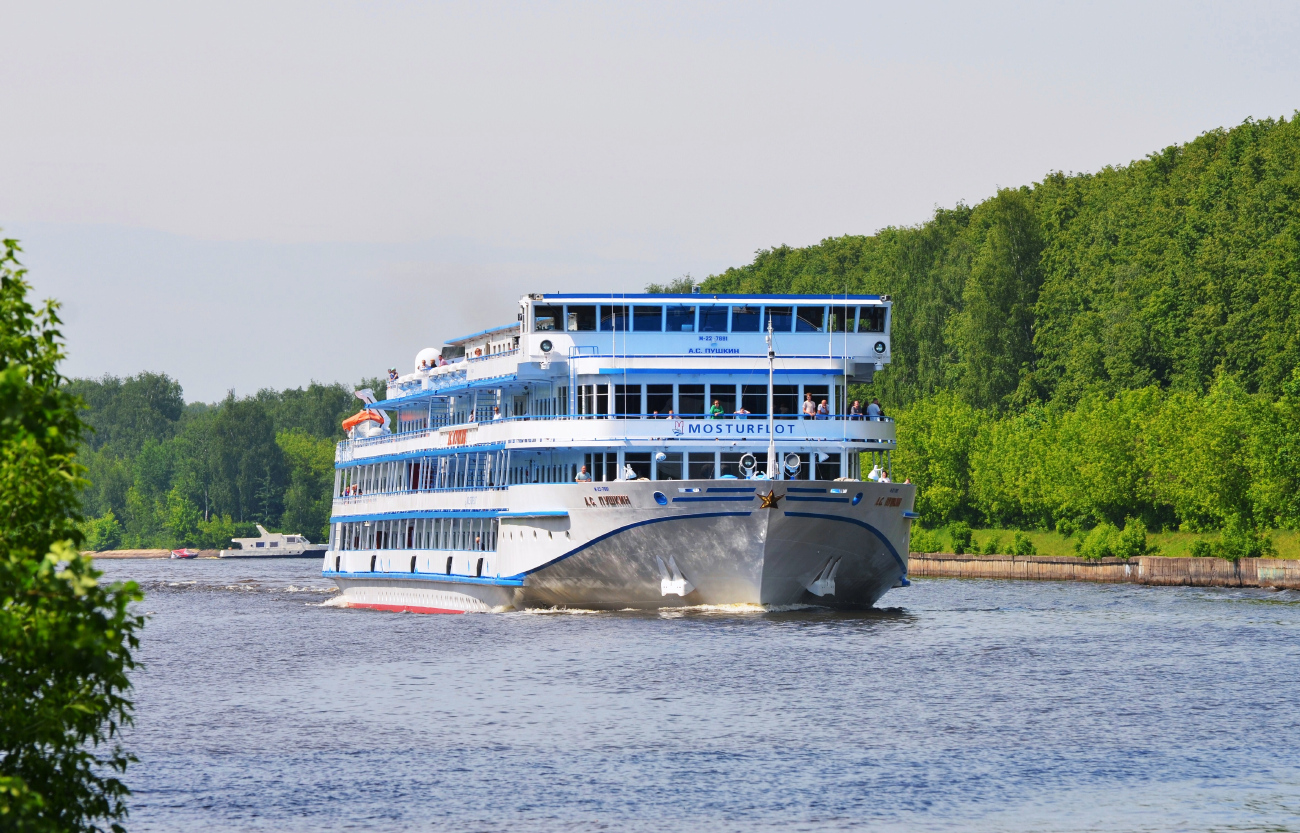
[
  {"xmin": 699, "ymin": 305, "xmax": 729, "ymax": 332},
  {"xmin": 567, "ymin": 305, "xmax": 597, "ymax": 331},
  {"xmin": 829, "ymin": 306, "xmax": 852, "ymax": 332},
  {"xmin": 857, "ymin": 306, "xmax": 885, "ymax": 333},
  {"xmin": 615, "ymin": 384, "xmax": 642, "ymax": 417},
  {"xmin": 720, "ymin": 452, "xmax": 748, "ymax": 478},
  {"xmin": 815, "ymin": 452, "xmax": 842, "ymax": 480},
  {"xmin": 599, "ymin": 304, "xmax": 629, "ymax": 331},
  {"xmin": 796, "ymin": 306, "xmax": 825, "ymax": 332},
  {"xmin": 655, "ymin": 452, "xmax": 683, "ymax": 480},
  {"xmin": 731, "ymin": 305, "xmax": 761, "ymax": 332},
  {"xmin": 688, "ymin": 451, "xmax": 716, "ymax": 479},
  {"xmin": 741, "ymin": 384, "xmax": 768, "ymax": 416},
  {"xmin": 666, "ymin": 305, "xmax": 696, "ymax": 332},
  {"xmin": 534, "ymin": 304, "xmax": 562, "ymax": 331},
  {"xmin": 773, "ymin": 385, "xmax": 799, "ymax": 418},
  {"xmin": 624, "ymin": 452, "xmax": 651, "ymax": 480},
  {"xmin": 764, "ymin": 306, "xmax": 793, "ymax": 332},
  {"xmin": 678, "ymin": 384, "xmax": 705, "ymax": 417},
  {"xmin": 646, "ymin": 384, "xmax": 673, "ymax": 416},
  {"xmin": 708, "ymin": 383, "xmax": 736, "ymax": 415},
  {"xmin": 633, "ymin": 305, "xmax": 663, "ymax": 331}
]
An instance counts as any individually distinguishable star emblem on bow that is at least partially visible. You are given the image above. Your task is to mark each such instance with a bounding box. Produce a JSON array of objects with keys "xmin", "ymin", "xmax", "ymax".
[{"xmin": 759, "ymin": 489, "xmax": 783, "ymax": 509}]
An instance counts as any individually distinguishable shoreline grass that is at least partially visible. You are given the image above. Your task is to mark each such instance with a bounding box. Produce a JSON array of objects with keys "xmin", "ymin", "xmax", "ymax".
[{"xmin": 918, "ymin": 529, "xmax": 1300, "ymax": 560}]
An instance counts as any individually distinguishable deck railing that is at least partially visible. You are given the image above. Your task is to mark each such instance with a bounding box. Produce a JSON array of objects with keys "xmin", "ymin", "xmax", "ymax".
[{"xmin": 336, "ymin": 412, "xmax": 894, "ymax": 460}]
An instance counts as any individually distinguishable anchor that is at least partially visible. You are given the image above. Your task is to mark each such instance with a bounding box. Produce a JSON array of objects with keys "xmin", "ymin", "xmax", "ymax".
[
  {"xmin": 656, "ymin": 554, "xmax": 695, "ymax": 597},
  {"xmin": 807, "ymin": 557, "xmax": 841, "ymax": 597}
]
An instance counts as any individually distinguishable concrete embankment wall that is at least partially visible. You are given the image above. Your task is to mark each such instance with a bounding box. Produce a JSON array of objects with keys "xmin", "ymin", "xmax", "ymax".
[{"xmin": 909, "ymin": 553, "xmax": 1300, "ymax": 590}]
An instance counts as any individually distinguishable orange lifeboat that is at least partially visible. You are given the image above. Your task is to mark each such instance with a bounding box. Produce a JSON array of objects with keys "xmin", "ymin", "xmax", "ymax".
[{"xmin": 342, "ymin": 409, "xmax": 384, "ymax": 432}]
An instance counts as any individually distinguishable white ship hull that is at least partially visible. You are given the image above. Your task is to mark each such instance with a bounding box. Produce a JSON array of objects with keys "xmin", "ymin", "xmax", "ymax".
[{"xmin": 324, "ymin": 480, "xmax": 915, "ymax": 613}]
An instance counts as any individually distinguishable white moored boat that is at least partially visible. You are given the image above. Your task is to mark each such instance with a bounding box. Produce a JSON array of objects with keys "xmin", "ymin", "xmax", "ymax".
[
  {"xmin": 324, "ymin": 292, "xmax": 917, "ymax": 613},
  {"xmin": 221, "ymin": 525, "xmax": 328, "ymax": 558}
]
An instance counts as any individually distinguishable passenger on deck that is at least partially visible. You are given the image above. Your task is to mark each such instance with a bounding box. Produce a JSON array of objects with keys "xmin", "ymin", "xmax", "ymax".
[
  {"xmin": 492, "ymin": 406, "xmax": 501, "ymax": 420},
  {"xmin": 850, "ymin": 400, "xmax": 863, "ymax": 419},
  {"xmin": 709, "ymin": 399, "xmax": 724, "ymax": 419},
  {"xmin": 387, "ymin": 368, "xmax": 398, "ymax": 382},
  {"xmin": 880, "ymin": 470, "xmax": 892, "ymax": 483},
  {"xmin": 866, "ymin": 399, "xmax": 882, "ymax": 420},
  {"xmin": 802, "ymin": 393, "xmax": 816, "ymax": 419},
  {"xmin": 867, "ymin": 465, "xmax": 882, "ymax": 481},
  {"xmin": 734, "ymin": 405, "xmax": 750, "ymax": 418},
  {"xmin": 575, "ymin": 465, "xmax": 592, "ymax": 482},
  {"xmin": 816, "ymin": 399, "xmax": 829, "ymax": 419}
]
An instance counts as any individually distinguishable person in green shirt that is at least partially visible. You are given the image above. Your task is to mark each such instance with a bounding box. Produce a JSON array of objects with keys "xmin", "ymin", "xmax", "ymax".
[{"xmin": 709, "ymin": 399, "xmax": 724, "ymax": 419}]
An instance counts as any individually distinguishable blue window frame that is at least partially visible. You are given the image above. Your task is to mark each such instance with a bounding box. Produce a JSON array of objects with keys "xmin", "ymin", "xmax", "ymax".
[
  {"xmin": 764, "ymin": 306, "xmax": 793, "ymax": 332},
  {"xmin": 633, "ymin": 305, "xmax": 663, "ymax": 331},
  {"xmin": 699, "ymin": 306, "xmax": 729, "ymax": 332},
  {"xmin": 599, "ymin": 305, "xmax": 629, "ymax": 331},
  {"xmin": 666, "ymin": 305, "xmax": 696, "ymax": 332},
  {"xmin": 731, "ymin": 306, "xmax": 761, "ymax": 332}
]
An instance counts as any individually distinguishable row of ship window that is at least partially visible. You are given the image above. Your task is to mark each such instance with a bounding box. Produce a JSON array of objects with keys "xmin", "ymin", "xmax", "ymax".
[
  {"xmin": 333, "ymin": 516, "xmax": 500, "ymax": 552},
  {"xmin": 335, "ymin": 448, "xmax": 855, "ymax": 497},
  {"xmin": 533, "ymin": 304, "xmax": 885, "ymax": 334},
  {"xmin": 388, "ymin": 383, "xmax": 856, "ymax": 431}
]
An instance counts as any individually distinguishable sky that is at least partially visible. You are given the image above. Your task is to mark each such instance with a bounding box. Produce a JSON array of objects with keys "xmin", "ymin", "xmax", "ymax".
[{"xmin": 3, "ymin": 0, "xmax": 1299, "ymax": 402}]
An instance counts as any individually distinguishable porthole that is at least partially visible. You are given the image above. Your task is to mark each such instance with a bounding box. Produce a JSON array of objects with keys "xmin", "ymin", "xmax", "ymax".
[
  {"xmin": 370, "ymin": 554, "xmax": 376, "ymax": 572},
  {"xmin": 654, "ymin": 491, "xmax": 668, "ymax": 506},
  {"xmin": 410, "ymin": 555, "xmax": 417, "ymax": 573},
  {"xmin": 852, "ymin": 492, "xmax": 863, "ymax": 506}
]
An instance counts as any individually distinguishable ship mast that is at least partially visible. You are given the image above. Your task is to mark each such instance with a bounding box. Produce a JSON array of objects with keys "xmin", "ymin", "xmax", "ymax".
[{"xmin": 766, "ymin": 316, "xmax": 777, "ymax": 478}]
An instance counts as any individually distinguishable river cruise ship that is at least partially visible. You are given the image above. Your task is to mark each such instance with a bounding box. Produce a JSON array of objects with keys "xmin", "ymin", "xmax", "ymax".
[{"xmin": 323, "ymin": 293, "xmax": 917, "ymax": 612}]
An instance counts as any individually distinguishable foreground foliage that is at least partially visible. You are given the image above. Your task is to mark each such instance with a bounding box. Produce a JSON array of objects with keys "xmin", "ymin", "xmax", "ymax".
[{"xmin": 0, "ymin": 238, "xmax": 144, "ymax": 832}]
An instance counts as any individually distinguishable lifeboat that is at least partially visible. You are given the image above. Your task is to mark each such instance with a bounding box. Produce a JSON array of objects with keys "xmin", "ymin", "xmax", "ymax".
[{"xmin": 342, "ymin": 409, "xmax": 384, "ymax": 432}]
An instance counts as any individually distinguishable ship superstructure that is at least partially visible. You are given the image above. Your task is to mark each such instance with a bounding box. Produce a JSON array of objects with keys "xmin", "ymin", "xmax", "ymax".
[{"xmin": 324, "ymin": 293, "xmax": 917, "ymax": 612}]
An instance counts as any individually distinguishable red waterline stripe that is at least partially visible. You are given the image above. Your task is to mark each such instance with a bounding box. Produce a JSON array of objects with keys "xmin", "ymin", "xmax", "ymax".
[{"xmin": 347, "ymin": 602, "xmax": 465, "ymax": 615}]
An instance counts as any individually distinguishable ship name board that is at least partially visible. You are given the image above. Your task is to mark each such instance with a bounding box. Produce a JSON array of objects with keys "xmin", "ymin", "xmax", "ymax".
[
  {"xmin": 585, "ymin": 495, "xmax": 632, "ymax": 507},
  {"xmin": 684, "ymin": 422, "xmax": 798, "ymax": 436}
]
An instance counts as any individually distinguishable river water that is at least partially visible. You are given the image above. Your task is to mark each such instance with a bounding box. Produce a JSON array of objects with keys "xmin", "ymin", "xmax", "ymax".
[{"xmin": 97, "ymin": 558, "xmax": 1300, "ymax": 832}]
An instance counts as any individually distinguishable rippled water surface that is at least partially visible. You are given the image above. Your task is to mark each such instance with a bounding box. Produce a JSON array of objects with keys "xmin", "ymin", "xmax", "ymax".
[{"xmin": 97, "ymin": 557, "xmax": 1300, "ymax": 832}]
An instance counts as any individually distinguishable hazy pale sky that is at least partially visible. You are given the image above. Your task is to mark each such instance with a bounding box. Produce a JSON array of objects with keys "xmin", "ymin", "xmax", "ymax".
[{"xmin": 3, "ymin": 0, "xmax": 1298, "ymax": 401}]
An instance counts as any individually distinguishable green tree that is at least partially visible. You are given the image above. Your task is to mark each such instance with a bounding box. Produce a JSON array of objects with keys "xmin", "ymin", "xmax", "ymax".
[
  {"xmin": 0, "ymin": 237, "xmax": 143, "ymax": 832},
  {"xmin": 278, "ymin": 429, "xmax": 337, "ymax": 543}
]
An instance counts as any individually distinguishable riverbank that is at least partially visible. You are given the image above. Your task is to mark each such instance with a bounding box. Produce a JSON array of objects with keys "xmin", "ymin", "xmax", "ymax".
[
  {"xmin": 86, "ymin": 549, "xmax": 221, "ymax": 559},
  {"xmin": 953, "ymin": 528, "xmax": 1300, "ymax": 559},
  {"xmin": 909, "ymin": 553, "xmax": 1300, "ymax": 589}
]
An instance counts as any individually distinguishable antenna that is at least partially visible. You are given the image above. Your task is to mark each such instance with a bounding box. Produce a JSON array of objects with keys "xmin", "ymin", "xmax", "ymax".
[{"xmin": 766, "ymin": 316, "xmax": 777, "ymax": 479}]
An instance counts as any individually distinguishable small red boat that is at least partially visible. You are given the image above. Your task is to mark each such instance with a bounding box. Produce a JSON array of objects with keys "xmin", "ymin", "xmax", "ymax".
[{"xmin": 170, "ymin": 548, "xmax": 199, "ymax": 559}]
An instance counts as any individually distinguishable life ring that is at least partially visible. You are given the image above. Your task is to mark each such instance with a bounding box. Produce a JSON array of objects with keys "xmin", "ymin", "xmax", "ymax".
[{"xmin": 342, "ymin": 409, "xmax": 383, "ymax": 431}]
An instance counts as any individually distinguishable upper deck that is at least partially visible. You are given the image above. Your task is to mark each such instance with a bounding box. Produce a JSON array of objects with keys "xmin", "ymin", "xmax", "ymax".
[
  {"xmin": 339, "ymin": 292, "xmax": 897, "ymax": 479},
  {"xmin": 385, "ymin": 292, "xmax": 892, "ymax": 404}
]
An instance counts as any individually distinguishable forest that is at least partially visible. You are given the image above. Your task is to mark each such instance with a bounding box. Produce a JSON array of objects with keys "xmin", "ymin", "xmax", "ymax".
[
  {"xmin": 74, "ymin": 115, "xmax": 1300, "ymax": 555},
  {"xmin": 691, "ymin": 115, "xmax": 1300, "ymax": 555},
  {"xmin": 72, "ymin": 376, "xmax": 384, "ymax": 550}
]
